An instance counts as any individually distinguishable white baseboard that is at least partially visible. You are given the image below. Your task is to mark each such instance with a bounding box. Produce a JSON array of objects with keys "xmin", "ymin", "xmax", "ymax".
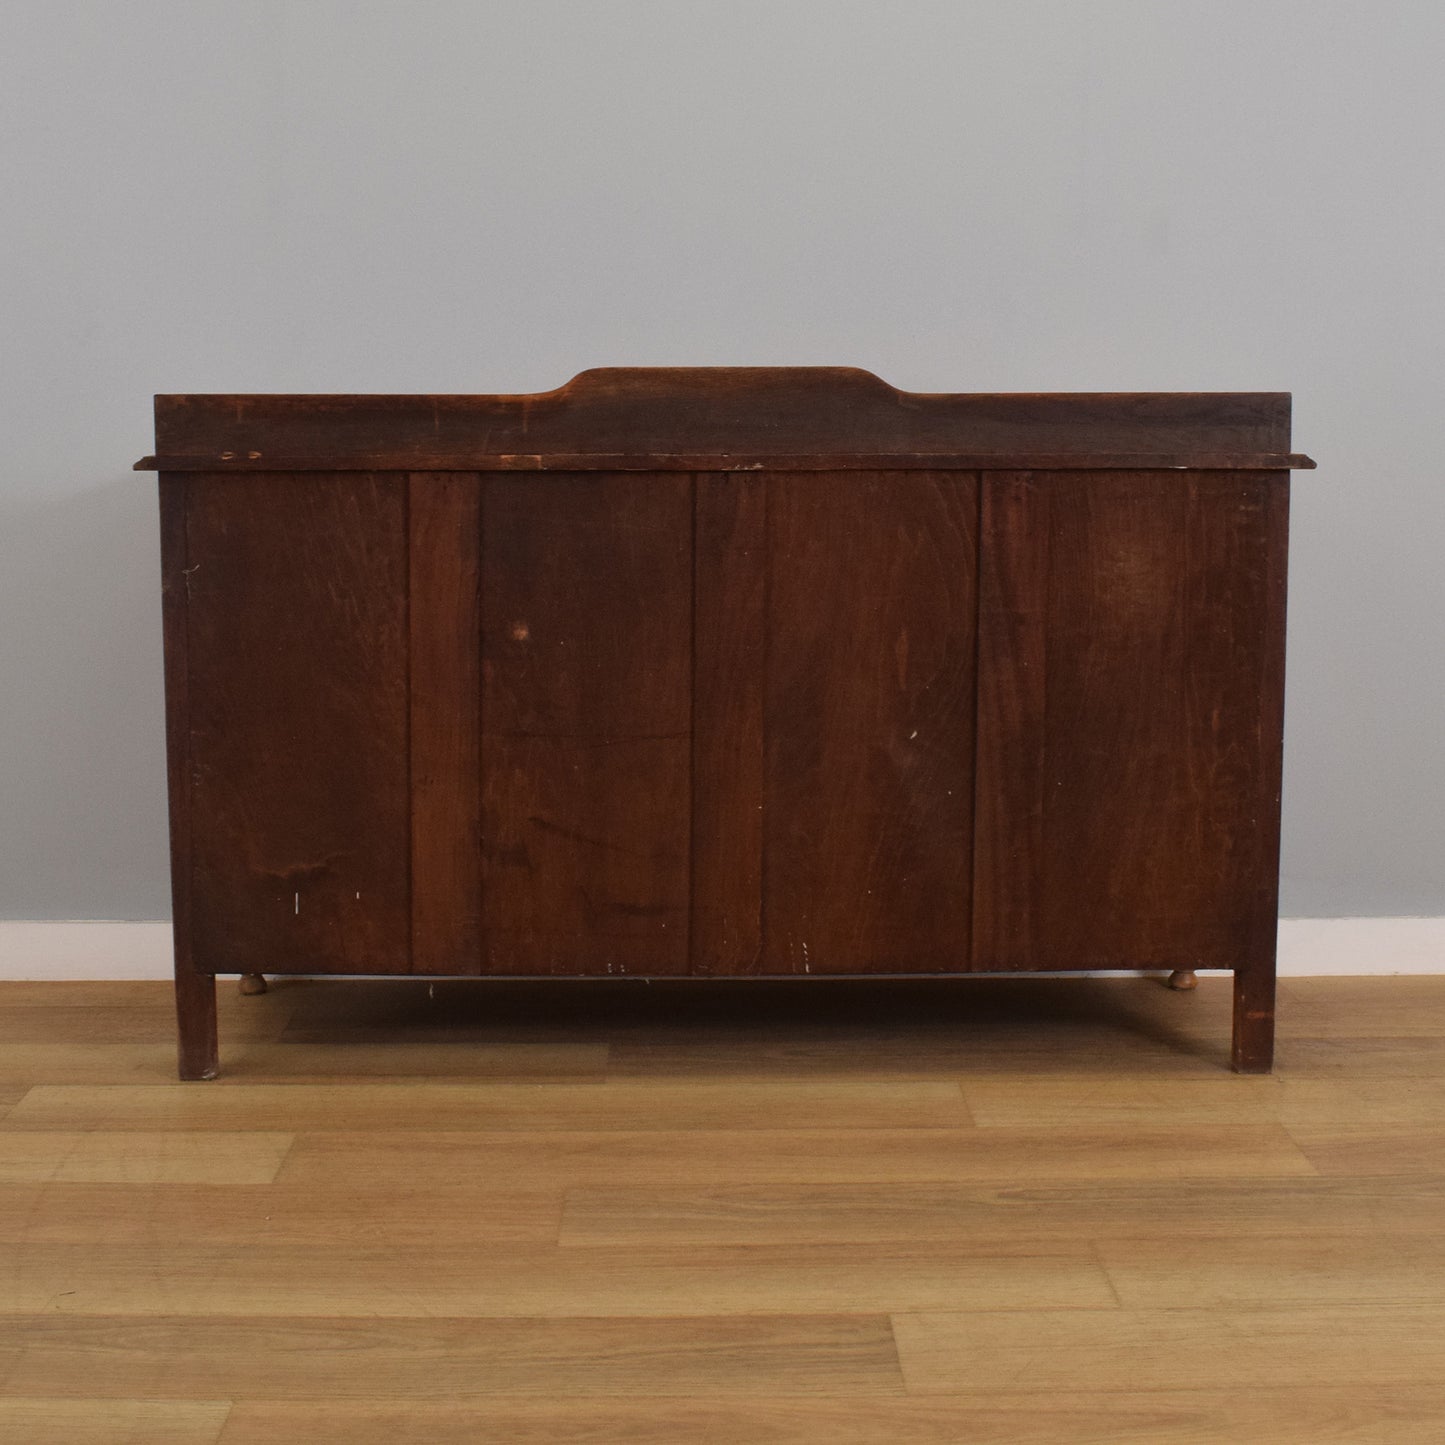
[
  {"xmin": 1276, "ymin": 916, "xmax": 1445, "ymax": 976},
  {"xmin": 0, "ymin": 917, "xmax": 1441, "ymax": 982},
  {"xmin": 0, "ymin": 921, "xmax": 177, "ymax": 981}
]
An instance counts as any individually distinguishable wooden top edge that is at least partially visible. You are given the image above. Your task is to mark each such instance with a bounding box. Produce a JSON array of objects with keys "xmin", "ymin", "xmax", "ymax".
[
  {"xmin": 151, "ymin": 372, "xmax": 1298, "ymax": 459},
  {"xmin": 136, "ymin": 452, "xmax": 1315, "ymax": 472},
  {"xmin": 152, "ymin": 371, "xmax": 1293, "ymax": 407}
]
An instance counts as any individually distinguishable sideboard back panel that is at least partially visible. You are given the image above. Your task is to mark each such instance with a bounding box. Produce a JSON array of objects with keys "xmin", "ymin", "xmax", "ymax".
[
  {"xmin": 761, "ymin": 472, "xmax": 978, "ymax": 974},
  {"xmin": 691, "ymin": 474, "xmax": 767, "ymax": 976},
  {"xmin": 182, "ymin": 472, "xmax": 412, "ymax": 974},
  {"xmin": 973, "ymin": 470, "xmax": 1288, "ymax": 970},
  {"xmin": 408, "ymin": 473, "xmax": 484, "ymax": 974},
  {"xmin": 148, "ymin": 373, "xmax": 1306, "ymax": 1075},
  {"xmin": 479, "ymin": 473, "xmax": 694, "ymax": 975}
]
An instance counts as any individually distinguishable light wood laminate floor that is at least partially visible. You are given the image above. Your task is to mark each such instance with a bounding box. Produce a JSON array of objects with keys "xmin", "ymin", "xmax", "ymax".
[{"xmin": 2, "ymin": 974, "xmax": 1444, "ymax": 1443}]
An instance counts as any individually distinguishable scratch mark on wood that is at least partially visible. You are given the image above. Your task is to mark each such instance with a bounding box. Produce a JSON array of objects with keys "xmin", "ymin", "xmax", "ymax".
[{"xmin": 527, "ymin": 815, "xmax": 679, "ymax": 861}]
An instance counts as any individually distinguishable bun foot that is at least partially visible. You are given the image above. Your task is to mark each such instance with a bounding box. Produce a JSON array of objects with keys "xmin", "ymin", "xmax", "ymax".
[
  {"xmin": 1167, "ymin": 969, "xmax": 1199, "ymax": 991},
  {"xmin": 238, "ymin": 974, "xmax": 268, "ymax": 996}
]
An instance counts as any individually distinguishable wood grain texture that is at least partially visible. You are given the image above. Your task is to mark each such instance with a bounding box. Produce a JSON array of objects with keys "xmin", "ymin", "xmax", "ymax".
[
  {"xmin": 183, "ymin": 472, "xmax": 410, "ymax": 975},
  {"xmin": 159, "ymin": 477, "xmax": 217, "ymax": 1079},
  {"xmin": 763, "ymin": 472, "xmax": 977, "ymax": 974},
  {"xmin": 0, "ymin": 1043, "xmax": 187, "ymax": 1090},
  {"xmin": 0, "ymin": 1182, "xmax": 561, "ymax": 1246},
  {"xmin": 1273, "ymin": 1035, "xmax": 1445, "ymax": 1077},
  {"xmin": 0, "ymin": 1040, "xmax": 605, "ymax": 1086},
  {"xmin": 151, "ymin": 378, "xmax": 1298, "ymax": 1071},
  {"xmin": 1286, "ymin": 1123, "xmax": 1445, "ymax": 1177},
  {"xmin": 147, "ymin": 370, "xmax": 1297, "ymax": 463},
  {"xmin": 5, "ymin": 1080, "xmax": 971, "ymax": 1133},
  {"xmin": 4, "ymin": 976, "xmax": 1443, "ymax": 1431},
  {"xmin": 559, "ymin": 1175, "xmax": 1445, "ymax": 1247},
  {"xmin": 173, "ymin": 968, "xmax": 217, "ymax": 1082},
  {"xmin": 0, "ymin": 1238, "xmax": 1110, "ymax": 1318},
  {"xmin": 971, "ymin": 471, "xmax": 1046, "ymax": 967},
  {"xmin": 1278, "ymin": 976, "xmax": 1445, "ymax": 1036},
  {"xmin": 141, "ymin": 450, "xmax": 1317, "ymax": 473},
  {"xmin": 892, "ymin": 1305, "xmax": 1445, "ymax": 1394},
  {"xmin": 2, "ymin": 1312, "xmax": 902, "ymax": 1398},
  {"xmin": 1233, "ymin": 472, "xmax": 1291, "ymax": 1071},
  {"xmin": 691, "ymin": 473, "xmax": 766, "ymax": 974},
  {"xmin": 210, "ymin": 1390, "xmax": 1445, "ymax": 1445},
  {"xmin": 0, "ymin": 982, "xmax": 186, "ymax": 1007},
  {"xmin": 274, "ymin": 1125, "xmax": 1314, "ymax": 1191},
  {"xmin": 0, "ymin": 1398, "xmax": 229, "ymax": 1445},
  {"xmin": 0, "ymin": 1132, "xmax": 292, "ymax": 1184},
  {"xmin": 973, "ymin": 470, "xmax": 1287, "ymax": 973},
  {"xmin": 1096, "ymin": 1232, "xmax": 1445, "ymax": 1308},
  {"xmin": 480, "ymin": 473, "xmax": 692, "ymax": 974},
  {"xmin": 960, "ymin": 1076, "xmax": 1445, "ymax": 1129},
  {"xmin": 408, "ymin": 473, "xmax": 483, "ymax": 974},
  {"xmin": 209, "ymin": 1039, "xmax": 608, "ymax": 1082}
]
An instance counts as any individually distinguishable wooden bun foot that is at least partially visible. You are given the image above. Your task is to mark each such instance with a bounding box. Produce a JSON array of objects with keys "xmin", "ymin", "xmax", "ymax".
[
  {"xmin": 238, "ymin": 974, "xmax": 268, "ymax": 996},
  {"xmin": 1167, "ymin": 969, "xmax": 1199, "ymax": 991}
]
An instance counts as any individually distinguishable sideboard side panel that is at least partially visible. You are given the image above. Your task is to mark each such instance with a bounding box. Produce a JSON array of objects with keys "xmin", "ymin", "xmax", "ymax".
[
  {"xmin": 184, "ymin": 472, "xmax": 412, "ymax": 974},
  {"xmin": 158, "ymin": 474, "xmax": 195, "ymax": 958},
  {"xmin": 479, "ymin": 473, "xmax": 693, "ymax": 974},
  {"xmin": 974, "ymin": 469, "xmax": 1287, "ymax": 970},
  {"xmin": 762, "ymin": 471, "xmax": 978, "ymax": 974}
]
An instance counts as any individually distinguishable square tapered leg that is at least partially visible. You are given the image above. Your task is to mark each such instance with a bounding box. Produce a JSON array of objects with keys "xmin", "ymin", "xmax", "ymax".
[{"xmin": 175, "ymin": 967, "xmax": 218, "ymax": 1080}]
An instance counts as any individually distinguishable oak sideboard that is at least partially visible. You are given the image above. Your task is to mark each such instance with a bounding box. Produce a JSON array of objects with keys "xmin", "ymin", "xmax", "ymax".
[{"xmin": 141, "ymin": 368, "xmax": 1311, "ymax": 1077}]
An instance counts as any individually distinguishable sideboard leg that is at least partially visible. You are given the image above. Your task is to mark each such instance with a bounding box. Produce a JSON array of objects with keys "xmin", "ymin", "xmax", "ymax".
[
  {"xmin": 1167, "ymin": 969, "xmax": 1198, "ymax": 991},
  {"xmin": 238, "ymin": 973, "xmax": 268, "ymax": 996},
  {"xmin": 176, "ymin": 968, "xmax": 219, "ymax": 1080},
  {"xmin": 1231, "ymin": 967, "xmax": 1276, "ymax": 1074}
]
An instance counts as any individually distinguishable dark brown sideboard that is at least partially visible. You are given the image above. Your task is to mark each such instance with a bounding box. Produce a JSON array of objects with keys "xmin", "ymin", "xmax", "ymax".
[{"xmin": 140, "ymin": 369, "xmax": 1311, "ymax": 1078}]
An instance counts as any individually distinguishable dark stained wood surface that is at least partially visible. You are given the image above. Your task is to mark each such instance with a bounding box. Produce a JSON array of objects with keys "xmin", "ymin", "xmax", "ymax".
[
  {"xmin": 691, "ymin": 475, "xmax": 767, "ymax": 976},
  {"xmin": 138, "ymin": 451, "xmax": 1316, "ymax": 472},
  {"xmin": 153, "ymin": 374, "xmax": 1297, "ymax": 1074},
  {"xmin": 762, "ymin": 473, "xmax": 977, "ymax": 974},
  {"xmin": 973, "ymin": 471, "xmax": 1289, "ymax": 976},
  {"xmin": 158, "ymin": 476, "xmax": 217, "ymax": 1078},
  {"xmin": 182, "ymin": 473, "xmax": 412, "ymax": 976},
  {"xmin": 408, "ymin": 474, "xmax": 483, "ymax": 975},
  {"xmin": 1233, "ymin": 477, "xmax": 1291, "ymax": 1071},
  {"xmin": 479, "ymin": 474, "xmax": 693, "ymax": 975},
  {"xmin": 141, "ymin": 369, "xmax": 1308, "ymax": 469},
  {"xmin": 971, "ymin": 471, "xmax": 1047, "ymax": 968}
]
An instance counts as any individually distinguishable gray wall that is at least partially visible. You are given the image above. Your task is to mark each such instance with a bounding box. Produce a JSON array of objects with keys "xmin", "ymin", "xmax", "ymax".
[{"xmin": 3, "ymin": 1, "xmax": 1441, "ymax": 920}]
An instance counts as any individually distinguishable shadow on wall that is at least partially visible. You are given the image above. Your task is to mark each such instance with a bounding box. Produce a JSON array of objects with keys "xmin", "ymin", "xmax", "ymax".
[{"xmin": 0, "ymin": 474, "xmax": 172, "ymax": 919}]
